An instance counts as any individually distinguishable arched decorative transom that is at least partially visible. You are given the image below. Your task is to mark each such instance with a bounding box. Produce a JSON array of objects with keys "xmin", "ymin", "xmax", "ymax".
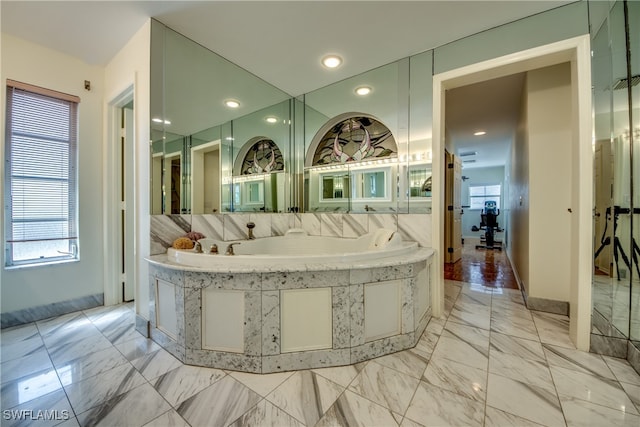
[
  {"xmin": 237, "ymin": 137, "xmax": 284, "ymax": 175},
  {"xmin": 307, "ymin": 114, "xmax": 397, "ymax": 167}
]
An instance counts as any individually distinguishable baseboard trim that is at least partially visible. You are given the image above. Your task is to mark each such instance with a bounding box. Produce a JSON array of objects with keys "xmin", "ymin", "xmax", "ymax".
[{"xmin": 1, "ymin": 293, "xmax": 104, "ymax": 328}]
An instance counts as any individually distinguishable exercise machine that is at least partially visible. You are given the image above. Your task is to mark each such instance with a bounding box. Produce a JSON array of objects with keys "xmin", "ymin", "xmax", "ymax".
[
  {"xmin": 472, "ymin": 200, "xmax": 502, "ymax": 250},
  {"xmin": 594, "ymin": 206, "xmax": 640, "ymax": 280}
]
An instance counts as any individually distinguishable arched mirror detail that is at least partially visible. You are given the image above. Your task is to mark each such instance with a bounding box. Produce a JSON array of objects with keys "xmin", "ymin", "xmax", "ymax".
[
  {"xmin": 309, "ymin": 115, "xmax": 397, "ymax": 166},
  {"xmin": 236, "ymin": 137, "xmax": 284, "ymax": 175}
]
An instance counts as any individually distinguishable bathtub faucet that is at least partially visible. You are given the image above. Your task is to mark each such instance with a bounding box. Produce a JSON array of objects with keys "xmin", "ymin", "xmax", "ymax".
[
  {"xmin": 193, "ymin": 241, "xmax": 203, "ymax": 253},
  {"xmin": 246, "ymin": 222, "xmax": 256, "ymax": 240},
  {"xmin": 225, "ymin": 242, "xmax": 240, "ymax": 256}
]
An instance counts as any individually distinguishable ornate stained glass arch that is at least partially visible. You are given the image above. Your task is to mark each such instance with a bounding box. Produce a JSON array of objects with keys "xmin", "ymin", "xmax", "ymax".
[
  {"xmin": 238, "ymin": 138, "xmax": 284, "ymax": 175},
  {"xmin": 309, "ymin": 115, "xmax": 397, "ymax": 166}
]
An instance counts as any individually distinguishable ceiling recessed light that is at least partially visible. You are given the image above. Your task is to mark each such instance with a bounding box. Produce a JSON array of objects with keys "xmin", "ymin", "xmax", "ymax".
[
  {"xmin": 152, "ymin": 118, "xmax": 171, "ymax": 125},
  {"xmin": 474, "ymin": 131, "xmax": 486, "ymax": 136},
  {"xmin": 322, "ymin": 55, "xmax": 342, "ymax": 69},
  {"xmin": 265, "ymin": 116, "xmax": 278, "ymax": 123},
  {"xmin": 224, "ymin": 99, "xmax": 240, "ymax": 108},
  {"xmin": 355, "ymin": 86, "xmax": 372, "ymax": 96}
]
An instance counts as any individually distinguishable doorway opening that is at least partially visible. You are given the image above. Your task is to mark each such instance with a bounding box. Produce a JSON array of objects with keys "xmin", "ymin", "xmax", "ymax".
[
  {"xmin": 105, "ymin": 86, "xmax": 136, "ymax": 306},
  {"xmin": 432, "ymin": 35, "xmax": 593, "ymax": 350}
]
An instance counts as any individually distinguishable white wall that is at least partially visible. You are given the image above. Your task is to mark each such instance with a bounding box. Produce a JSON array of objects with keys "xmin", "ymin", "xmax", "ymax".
[
  {"xmin": 522, "ymin": 63, "xmax": 573, "ymax": 302},
  {"xmin": 104, "ymin": 21, "xmax": 151, "ymax": 318},
  {"xmin": 508, "ymin": 79, "xmax": 530, "ymax": 294},
  {"xmin": 507, "ymin": 63, "xmax": 572, "ymax": 303},
  {"xmin": 1, "ymin": 33, "xmax": 105, "ymax": 312}
]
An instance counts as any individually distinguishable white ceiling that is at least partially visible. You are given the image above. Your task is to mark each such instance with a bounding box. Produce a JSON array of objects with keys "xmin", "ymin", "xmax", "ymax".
[{"xmin": 1, "ymin": 0, "xmax": 574, "ymax": 168}]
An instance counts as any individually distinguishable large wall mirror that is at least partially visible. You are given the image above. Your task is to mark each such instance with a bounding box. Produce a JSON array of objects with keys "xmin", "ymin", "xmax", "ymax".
[
  {"xmin": 302, "ymin": 53, "xmax": 434, "ymax": 213},
  {"xmin": 151, "ymin": 21, "xmax": 434, "ymax": 216},
  {"xmin": 150, "ymin": 20, "xmax": 292, "ymax": 215},
  {"xmin": 590, "ymin": 0, "xmax": 639, "ymax": 352}
]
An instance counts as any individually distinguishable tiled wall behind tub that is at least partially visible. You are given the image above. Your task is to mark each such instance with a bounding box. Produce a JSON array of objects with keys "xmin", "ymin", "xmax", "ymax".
[{"xmin": 150, "ymin": 213, "xmax": 432, "ymax": 255}]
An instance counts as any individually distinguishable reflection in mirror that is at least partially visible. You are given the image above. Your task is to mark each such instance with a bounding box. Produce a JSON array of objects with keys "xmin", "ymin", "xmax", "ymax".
[
  {"xmin": 590, "ymin": 1, "xmax": 637, "ymax": 346},
  {"xmin": 150, "ymin": 20, "xmax": 292, "ymax": 215},
  {"xmin": 305, "ymin": 114, "xmax": 398, "ymax": 212},
  {"xmin": 628, "ymin": 0, "xmax": 639, "ymax": 347}
]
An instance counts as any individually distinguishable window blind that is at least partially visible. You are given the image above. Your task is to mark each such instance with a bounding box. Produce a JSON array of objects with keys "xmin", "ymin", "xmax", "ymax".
[{"xmin": 5, "ymin": 81, "xmax": 80, "ymax": 267}]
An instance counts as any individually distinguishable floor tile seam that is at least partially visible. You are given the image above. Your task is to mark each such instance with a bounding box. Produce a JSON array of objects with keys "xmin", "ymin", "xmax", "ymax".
[
  {"xmin": 310, "ymin": 361, "xmax": 368, "ymax": 392},
  {"xmin": 37, "ymin": 329, "xmax": 81, "ymax": 424},
  {"xmin": 156, "ymin": 368, "xmax": 232, "ymax": 411},
  {"xmin": 62, "ymin": 360, "xmax": 141, "ymax": 415},
  {"xmin": 483, "ymin": 402, "xmax": 552, "ymax": 427},
  {"xmin": 487, "ymin": 345, "xmax": 549, "ymax": 367},
  {"xmin": 556, "ymin": 391, "xmax": 640, "ymax": 418},
  {"xmin": 0, "ymin": 322, "xmax": 39, "ymax": 346},
  {"xmin": 263, "ymin": 391, "xmax": 315, "ymax": 426},
  {"xmin": 221, "ymin": 395, "xmax": 264, "ymax": 427},
  {"xmin": 368, "ymin": 357, "xmax": 429, "ymax": 382},
  {"xmin": 541, "ymin": 344, "xmax": 618, "ymax": 381},
  {"xmin": 342, "ymin": 380, "xmax": 411, "ymax": 424}
]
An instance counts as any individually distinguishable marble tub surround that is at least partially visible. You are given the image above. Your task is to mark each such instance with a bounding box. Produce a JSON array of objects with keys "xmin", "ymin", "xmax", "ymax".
[
  {"xmin": 146, "ymin": 246, "xmax": 434, "ymax": 373},
  {"xmin": 2, "ymin": 281, "xmax": 639, "ymax": 427},
  {"xmin": 150, "ymin": 212, "xmax": 431, "ymax": 255}
]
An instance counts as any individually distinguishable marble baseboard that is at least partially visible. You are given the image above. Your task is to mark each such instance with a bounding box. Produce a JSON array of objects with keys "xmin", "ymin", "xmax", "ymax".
[
  {"xmin": 628, "ymin": 341, "xmax": 640, "ymax": 377},
  {"xmin": 589, "ymin": 333, "xmax": 628, "ymax": 358},
  {"xmin": 591, "ymin": 308, "xmax": 627, "ymax": 339},
  {"xmin": 351, "ymin": 333, "xmax": 416, "ymax": 364},
  {"xmin": 523, "ymin": 294, "xmax": 569, "ymax": 316},
  {"xmin": 135, "ymin": 314, "xmax": 150, "ymax": 338},
  {"xmin": 1, "ymin": 293, "xmax": 104, "ymax": 328},
  {"xmin": 262, "ymin": 348, "xmax": 351, "ymax": 373}
]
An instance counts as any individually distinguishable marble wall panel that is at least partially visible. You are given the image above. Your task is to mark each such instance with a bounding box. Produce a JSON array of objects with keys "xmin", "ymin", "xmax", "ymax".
[
  {"xmin": 262, "ymin": 270, "xmax": 349, "ymax": 291},
  {"xmin": 150, "ymin": 215, "xmax": 192, "ymax": 255},
  {"xmin": 343, "ymin": 213, "xmax": 369, "ymax": 238},
  {"xmin": 190, "ymin": 214, "xmax": 224, "ymax": 240},
  {"xmin": 262, "ymin": 348, "xmax": 350, "ymax": 373},
  {"xmin": 398, "ymin": 214, "xmax": 432, "ymax": 247},
  {"xmin": 333, "ymin": 286, "xmax": 351, "ymax": 349},
  {"xmin": 262, "ymin": 291, "xmax": 280, "ymax": 356},
  {"xmin": 244, "ymin": 291, "xmax": 262, "ymax": 356}
]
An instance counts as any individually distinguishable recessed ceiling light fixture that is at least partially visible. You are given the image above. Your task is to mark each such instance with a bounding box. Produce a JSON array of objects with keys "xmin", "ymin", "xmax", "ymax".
[
  {"xmin": 265, "ymin": 116, "xmax": 278, "ymax": 124},
  {"xmin": 152, "ymin": 117, "xmax": 171, "ymax": 125},
  {"xmin": 322, "ymin": 54, "xmax": 342, "ymax": 69},
  {"xmin": 224, "ymin": 99, "xmax": 240, "ymax": 108},
  {"xmin": 355, "ymin": 86, "xmax": 372, "ymax": 96},
  {"xmin": 474, "ymin": 131, "xmax": 487, "ymax": 136}
]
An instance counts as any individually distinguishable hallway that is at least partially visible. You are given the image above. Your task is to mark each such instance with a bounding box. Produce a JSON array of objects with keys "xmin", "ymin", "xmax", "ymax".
[
  {"xmin": 444, "ymin": 237, "xmax": 519, "ymax": 289},
  {"xmin": 1, "ymin": 280, "xmax": 639, "ymax": 426}
]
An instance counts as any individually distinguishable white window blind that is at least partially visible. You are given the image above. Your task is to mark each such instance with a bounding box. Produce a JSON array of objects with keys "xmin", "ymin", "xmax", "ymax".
[
  {"xmin": 469, "ymin": 184, "xmax": 501, "ymax": 210},
  {"xmin": 5, "ymin": 80, "xmax": 80, "ymax": 267}
]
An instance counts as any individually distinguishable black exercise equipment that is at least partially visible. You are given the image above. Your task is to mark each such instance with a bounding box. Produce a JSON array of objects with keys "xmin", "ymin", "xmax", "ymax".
[
  {"xmin": 594, "ymin": 206, "xmax": 640, "ymax": 280},
  {"xmin": 472, "ymin": 201, "xmax": 502, "ymax": 250}
]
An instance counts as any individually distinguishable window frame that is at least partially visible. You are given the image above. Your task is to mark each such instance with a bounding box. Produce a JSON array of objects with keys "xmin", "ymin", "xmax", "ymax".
[
  {"xmin": 4, "ymin": 80, "xmax": 80, "ymax": 268},
  {"xmin": 468, "ymin": 183, "xmax": 502, "ymax": 210}
]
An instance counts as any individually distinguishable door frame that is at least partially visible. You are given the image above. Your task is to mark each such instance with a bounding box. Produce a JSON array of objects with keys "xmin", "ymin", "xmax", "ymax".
[
  {"xmin": 104, "ymin": 85, "xmax": 135, "ymax": 306},
  {"xmin": 431, "ymin": 35, "xmax": 593, "ymax": 350}
]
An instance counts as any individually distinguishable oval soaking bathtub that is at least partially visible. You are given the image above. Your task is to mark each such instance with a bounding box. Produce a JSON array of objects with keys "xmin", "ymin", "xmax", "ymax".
[
  {"xmin": 167, "ymin": 228, "xmax": 418, "ymax": 268},
  {"xmin": 146, "ymin": 228, "xmax": 434, "ymax": 373}
]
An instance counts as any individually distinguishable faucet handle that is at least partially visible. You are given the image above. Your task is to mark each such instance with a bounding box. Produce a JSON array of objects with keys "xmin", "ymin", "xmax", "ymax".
[
  {"xmin": 193, "ymin": 241, "xmax": 203, "ymax": 253},
  {"xmin": 225, "ymin": 242, "xmax": 241, "ymax": 256},
  {"xmin": 209, "ymin": 244, "xmax": 218, "ymax": 254}
]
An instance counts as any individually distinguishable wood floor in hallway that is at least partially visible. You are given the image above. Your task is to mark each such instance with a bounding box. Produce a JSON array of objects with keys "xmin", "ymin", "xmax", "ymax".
[{"xmin": 444, "ymin": 237, "xmax": 519, "ymax": 289}]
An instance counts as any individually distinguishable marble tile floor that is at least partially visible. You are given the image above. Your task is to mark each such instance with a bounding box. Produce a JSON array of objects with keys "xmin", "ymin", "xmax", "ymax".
[{"xmin": 2, "ymin": 281, "xmax": 639, "ymax": 427}]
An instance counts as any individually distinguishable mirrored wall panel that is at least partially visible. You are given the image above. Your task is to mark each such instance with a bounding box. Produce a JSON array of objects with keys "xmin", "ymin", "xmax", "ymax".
[
  {"xmin": 302, "ymin": 55, "xmax": 433, "ymax": 214},
  {"xmin": 591, "ymin": 0, "xmax": 639, "ymax": 350},
  {"xmin": 150, "ymin": 20, "xmax": 292, "ymax": 215}
]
